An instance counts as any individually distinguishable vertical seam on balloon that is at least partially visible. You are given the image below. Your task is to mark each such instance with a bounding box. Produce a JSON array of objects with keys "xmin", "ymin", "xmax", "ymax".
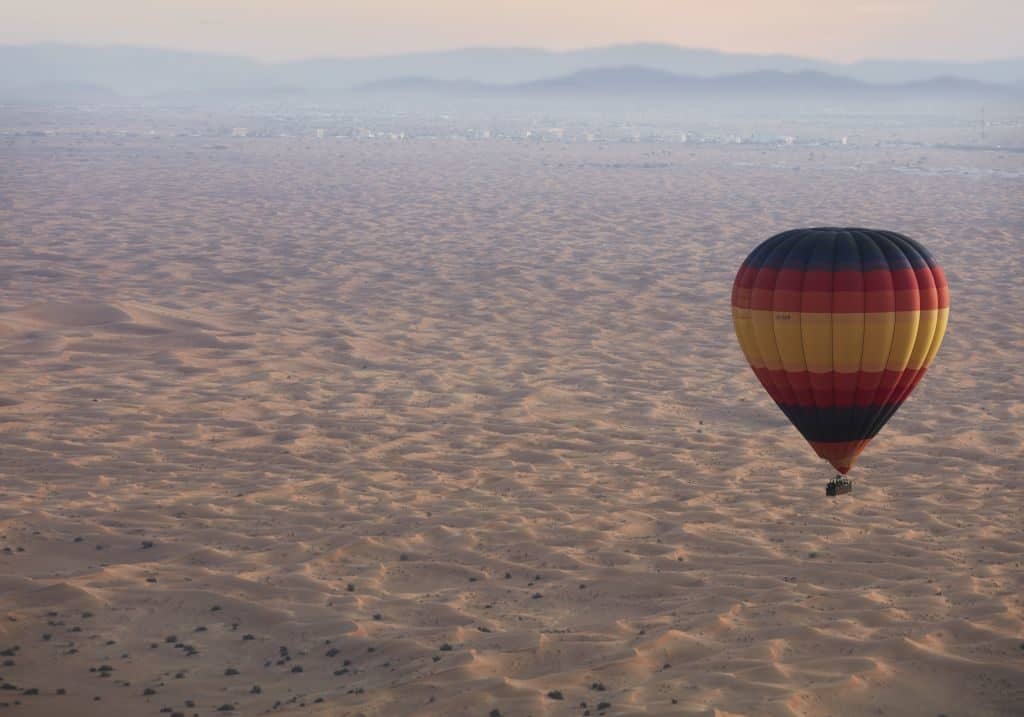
[
  {"xmin": 891, "ymin": 231, "xmax": 934, "ymax": 396},
  {"xmin": 848, "ymin": 230, "xmax": 867, "ymax": 450},
  {"xmin": 865, "ymin": 231, "xmax": 929, "ymax": 440},
  {"xmin": 766, "ymin": 233, "xmax": 807, "ymax": 435},
  {"xmin": 799, "ymin": 233, "xmax": 826, "ymax": 442},
  {"xmin": 899, "ymin": 249, "xmax": 945, "ymax": 393},
  {"xmin": 745, "ymin": 233, "xmax": 791, "ymax": 385},
  {"xmin": 864, "ymin": 232, "xmax": 903, "ymax": 433},
  {"xmin": 827, "ymin": 229, "xmax": 837, "ymax": 430},
  {"xmin": 740, "ymin": 231, "xmax": 796, "ymax": 426},
  {"xmin": 733, "ymin": 267, "xmax": 765, "ymax": 373},
  {"xmin": 919, "ymin": 263, "xmax": 948, "ymax": 370},
  {"xmin": 847, "ymin": 229, "xmax": 880, "ymax": 444},
  {"xmin": 735, "ymin": 234, "xmax": 783, "ymax": 381},
  {"xmin": 863, "ymin": 231, "xmax": 909, "ymax": 440},
  {"xmin": 797, "ymin": 233, "xmax": 822, "ymax": 445}
]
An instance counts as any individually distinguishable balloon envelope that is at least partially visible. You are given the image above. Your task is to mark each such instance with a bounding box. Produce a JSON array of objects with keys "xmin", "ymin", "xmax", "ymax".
[{"xmin": 731, "ymin": 228, "xmax": 949, "ymax": 474}]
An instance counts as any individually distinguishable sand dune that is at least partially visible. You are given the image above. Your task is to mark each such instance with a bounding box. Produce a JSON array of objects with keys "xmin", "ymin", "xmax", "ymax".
[
  {"xmin": 15, "ymin": 302, "xmax": 131, "ymax": 328},
  {"xmin": 0, "ymin": 136, "xmax": 1021, "ymax": 716}
]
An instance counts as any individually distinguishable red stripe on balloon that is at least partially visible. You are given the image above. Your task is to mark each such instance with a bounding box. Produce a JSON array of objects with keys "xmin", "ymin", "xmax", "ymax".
[
  {"xmin": 752, "ymin": 368, "xmax": 925, "ymax": 408},
  {"xmin": 732, "ymin": 266, "xmax": 947, "ymax": 312}
]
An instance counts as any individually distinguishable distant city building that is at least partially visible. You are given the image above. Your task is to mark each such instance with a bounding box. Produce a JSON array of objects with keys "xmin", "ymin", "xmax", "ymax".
[
  {"xmin": 315, "ymin": 128, "xmax": 325, "ymax": 139},
  {"xmin": 231, "ymin": 127, "xmax": 249, "ymax": 137}
]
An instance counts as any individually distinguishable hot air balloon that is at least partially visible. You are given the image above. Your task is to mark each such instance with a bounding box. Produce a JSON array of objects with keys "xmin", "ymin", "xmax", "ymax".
[{"xmin": 731, "ymin": 228, "xmax": 949, "ymax": 495}]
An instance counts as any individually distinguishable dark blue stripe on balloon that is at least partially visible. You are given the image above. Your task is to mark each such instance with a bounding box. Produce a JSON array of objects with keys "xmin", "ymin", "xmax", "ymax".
[
  {"xmin": 773, "ymin": 403, "xmax": 897, "ymax": 443},
  {"xmin": 741, "ymin": 228, "xmax": 931, "ymax": 273}
]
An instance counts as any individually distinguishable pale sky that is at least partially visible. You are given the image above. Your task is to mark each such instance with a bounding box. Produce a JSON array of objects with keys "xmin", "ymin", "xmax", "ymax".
[{"xmin": 1, "ymin": 0, "xmax": 1020, "ymax": 62}]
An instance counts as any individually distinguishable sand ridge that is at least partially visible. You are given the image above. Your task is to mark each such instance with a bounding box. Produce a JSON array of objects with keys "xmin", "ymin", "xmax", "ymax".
[{"xmin": 0, "ymin": 136, "xmax": 1021, "ymax": 716}]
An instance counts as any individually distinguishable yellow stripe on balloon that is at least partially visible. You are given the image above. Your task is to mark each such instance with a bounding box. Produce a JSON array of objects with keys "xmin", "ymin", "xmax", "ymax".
[
  {"xmin": 884, "ymin": 311, "xmax": 920, "ymax": 371},
  {"xmin": 923, "ymin": 308, "xmax": 949, "ymax": 366},
  {"xmin": 908, "ymin": 308, "xmax": 939, "ymax": 369},
  {"xmin": 751, "ymin": 308, "xmax": 784, "ymax": 371},
  {"xmin": 860, "ymin": 312, "xmax": 897, "ymax": 372},
  {"xmin": 737, "ymin": 308, "xmax": 947, "ymax": 373},
  {"xmin": 731, "ymin": 307, "xmax": 762, "ymax": 367},
  {"xmin": 799, "ymin": 312, "xmax": 833, "ymax": 373},
  {"xmin": 774, "ymin": 311, "xmax": 806, "ymax": 372},
  {"xmin": 832, "ymin": 314, "xmax": 866, "ymax": 373}
]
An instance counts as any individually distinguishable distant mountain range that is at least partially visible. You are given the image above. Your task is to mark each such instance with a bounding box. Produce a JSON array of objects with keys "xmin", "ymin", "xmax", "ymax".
[
  {"xmin": 1, "ymin": 43, "xmax": 1022, "ymax": 100},
  {"xmin": 356, "ymin": 67, "xmax": 1017, "ymax": 100}
]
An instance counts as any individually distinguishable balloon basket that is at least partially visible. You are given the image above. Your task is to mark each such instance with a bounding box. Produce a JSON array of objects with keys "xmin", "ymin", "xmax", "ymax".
[{"xmin": 826, "ymin": 475, "xmax": 853, "ymax": 497}]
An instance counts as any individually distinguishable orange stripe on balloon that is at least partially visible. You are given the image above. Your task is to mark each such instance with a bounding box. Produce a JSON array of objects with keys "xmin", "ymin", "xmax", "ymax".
[{"xmin": 808, "ymin": 440, "xmax": 870, "ymax": 474}]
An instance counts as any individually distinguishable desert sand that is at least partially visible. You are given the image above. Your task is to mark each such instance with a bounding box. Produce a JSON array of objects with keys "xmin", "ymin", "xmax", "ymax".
[{"xmin": 0, "ymin": 135, "xmax": 1021, "ymax": 716}]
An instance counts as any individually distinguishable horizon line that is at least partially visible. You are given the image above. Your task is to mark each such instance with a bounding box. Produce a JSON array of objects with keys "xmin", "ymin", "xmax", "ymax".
[{"xmin": 3, "ymin": 40, "xmax": 1022, "ymax": 67}]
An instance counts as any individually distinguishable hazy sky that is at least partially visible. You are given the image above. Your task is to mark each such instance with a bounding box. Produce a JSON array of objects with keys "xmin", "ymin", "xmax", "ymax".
[{"xmin": 2, "ymin": 0, "xmax": 1021, "ymax": 62}]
